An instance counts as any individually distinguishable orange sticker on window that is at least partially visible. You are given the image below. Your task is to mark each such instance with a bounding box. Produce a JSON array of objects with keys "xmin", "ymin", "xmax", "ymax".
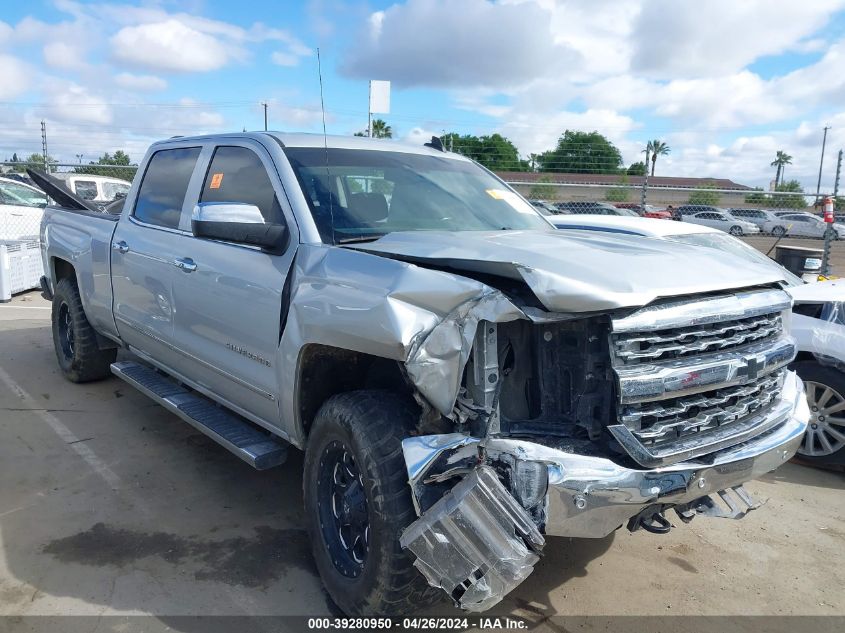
[{"xmin": 210, "ymin": 173, "xmax": 224, "ymax": 189}]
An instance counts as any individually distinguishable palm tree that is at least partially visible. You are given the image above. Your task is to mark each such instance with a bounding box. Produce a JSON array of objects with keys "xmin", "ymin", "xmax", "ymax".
[
  {"xmin": 770, "ymin": 150, "xmax": 793, "ymax": 188},
  {"xmin": 646, "ymin": 140, "xmax": 670, "ymax": 176},
  {"xmin": 371, "ymin": 119, "xmax": 392, "ymax": 139}
]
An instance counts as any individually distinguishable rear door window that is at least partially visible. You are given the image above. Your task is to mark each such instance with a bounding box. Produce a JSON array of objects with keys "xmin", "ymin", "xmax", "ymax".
[
  {"xmin": 199, "ymin": 146, "xmax": 283, "ymax": 223},
  {"xmin": 74, "ymin": 181, "xmax": 98, "ymax": 200},
  {"xmin": 134, "ymin": 147, "xmax": 201, "ymax": 229}
]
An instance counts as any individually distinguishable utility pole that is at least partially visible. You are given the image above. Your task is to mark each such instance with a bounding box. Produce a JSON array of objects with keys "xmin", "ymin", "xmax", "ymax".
[
  {"xmin": 261, "ymin": 102, "xmax": 268, "ymax": 131},
  {"xmin": 640, "ymin": 146, "xmax": 650, "ymax": 209},
  {"xmin": 41, "ymin": 120, "xmax": 49, "ymax": 173},
  {"xmin": 815, "ymin": 125, "xmax": 831, "ymax": 204}
]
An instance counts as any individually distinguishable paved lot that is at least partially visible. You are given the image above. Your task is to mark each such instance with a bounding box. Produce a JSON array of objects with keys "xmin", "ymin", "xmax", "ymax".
[{"xmin": 1, "ymin": 290, "xmax": 844, "ymax": 628}]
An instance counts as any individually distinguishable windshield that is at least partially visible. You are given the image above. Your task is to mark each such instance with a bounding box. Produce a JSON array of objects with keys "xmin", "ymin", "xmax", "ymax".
[
  {"xmin": 664, "ymin": 233, "xmax": 802, "ymax": 286},
  {"xmin": 284, "ymin": 148, "xmax": 551, "ymax": 243},
  {"xmin": 103, "ymin": 181, "xmax": 131, "ymax": 200}
]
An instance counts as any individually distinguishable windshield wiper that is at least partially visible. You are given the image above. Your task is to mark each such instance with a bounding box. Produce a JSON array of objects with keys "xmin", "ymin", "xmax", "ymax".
[{"xmin": 337, "ymin": 234, "xmax": 386, "ymax": 244}]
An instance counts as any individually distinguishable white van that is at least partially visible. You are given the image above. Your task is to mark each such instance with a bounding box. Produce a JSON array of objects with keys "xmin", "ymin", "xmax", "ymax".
[{"xmin": 50, "ymin": 173, "xmax": 132, "ymax": 203}]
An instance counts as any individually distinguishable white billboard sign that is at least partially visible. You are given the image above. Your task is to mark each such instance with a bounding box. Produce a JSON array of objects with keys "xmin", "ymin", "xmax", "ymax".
[{"xmin": 369, "ymin": 80, "xmax": 391, "ymax": 114}]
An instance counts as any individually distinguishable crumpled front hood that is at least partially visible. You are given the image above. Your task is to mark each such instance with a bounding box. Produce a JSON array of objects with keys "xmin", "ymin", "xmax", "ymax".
[
  {"xmin": 788, "ymin": 279, "xmax": 844, "ymax": 304},
  {"xmin": 352, "ymin": 230, "xmax": 788, "ymax": 312}
]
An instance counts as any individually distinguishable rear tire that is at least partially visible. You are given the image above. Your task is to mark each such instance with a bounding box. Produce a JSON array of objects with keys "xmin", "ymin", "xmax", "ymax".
[
  {"xmin": 51, "ymin": 277, "xmax": 116, "ymax": 383},
  {"xmin": 729, "ymin": 225, "xmax": 743, "ymax": 236},
  {"xmin": 303, "ymin": 390, "xmax": 442, "ymax": 616},
  {"xmin": 792, "ymin": 361, "xmax": 845, "ymax": 465}
]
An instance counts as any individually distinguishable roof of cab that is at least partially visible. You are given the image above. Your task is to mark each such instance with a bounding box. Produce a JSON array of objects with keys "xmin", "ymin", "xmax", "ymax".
[{"xmin": 152, "ymin": 131, "xmax": 471, "ymax": 160}]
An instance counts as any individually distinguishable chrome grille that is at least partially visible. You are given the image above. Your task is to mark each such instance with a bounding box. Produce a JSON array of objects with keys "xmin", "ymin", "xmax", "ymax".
[
  {"xmin": 612, "ymin": 312, "xmax": 782, "ymax": 365},
  {"xmin": 620, "ymin": 371, "xmax": 784, "ymax": 448},
  {"xmin": 608, "ymin": 288, "xmax": 795, "ymax": 467}
]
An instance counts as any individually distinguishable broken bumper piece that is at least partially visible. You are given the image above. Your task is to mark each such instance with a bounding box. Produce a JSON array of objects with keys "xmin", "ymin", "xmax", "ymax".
[{"xmin": 399, "ymin": 465, "xmax": 544, "ymax": 612}]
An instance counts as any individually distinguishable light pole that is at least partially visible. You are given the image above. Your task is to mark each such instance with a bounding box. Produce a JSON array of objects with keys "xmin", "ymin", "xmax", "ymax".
[
  {"xmin": 76, "ymin": 153, "xmax": 83, "ymax": 164},
  {"xmin": 815, "ymin": 126, "xmax": 831, "ymax": 204}
]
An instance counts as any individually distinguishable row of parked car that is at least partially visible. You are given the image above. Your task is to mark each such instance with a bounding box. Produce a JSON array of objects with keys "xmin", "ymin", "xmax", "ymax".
[{"xmin": 529, "ymin": 199, "xmax": 845, "ymax": 239}]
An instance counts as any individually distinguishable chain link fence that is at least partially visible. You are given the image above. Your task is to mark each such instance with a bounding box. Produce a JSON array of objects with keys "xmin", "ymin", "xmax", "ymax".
[
  {"xmin": 0, "ymin": 162, "xmax": 136, "ymax": 241},
  {"xmin": 502, "ymin": 177, "xmax": 841, "ymax": 239}
]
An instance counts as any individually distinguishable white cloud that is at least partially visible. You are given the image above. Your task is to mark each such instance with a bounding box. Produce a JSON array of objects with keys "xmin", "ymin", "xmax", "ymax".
[
  {"xmin": 271, "ymin": 51, "xmax": 300, "ymax": 67},
  {"xmin": 341, "ymin": 0, "xmax": 580, "ymax": 88},
  {"xmin": 0, "ymin": 55, "xmax": 32, "ymax": 99},
  {"xmin": 42, "ymin": 41, "xmax": 87, "ymax": 70},
  {"xmin": 111, "ymin": 19, "xmax": 236, "ymax": 72},
  {"xmin": 41, "ymin": 82, "xmax": 113, "ymax": 125},
  {"xmin": 113, "ymin": 72, "xmax": 168, "ymax": 92},
  {"xmin": 631, "ymin": 0, "xmax": 845, "ymax": 79}
]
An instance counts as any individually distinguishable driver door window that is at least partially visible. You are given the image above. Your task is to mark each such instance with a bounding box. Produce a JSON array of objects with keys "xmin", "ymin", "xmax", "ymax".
[{"xmin": 200, "ymin": 146, "xmax": 283, "ymax": 223}]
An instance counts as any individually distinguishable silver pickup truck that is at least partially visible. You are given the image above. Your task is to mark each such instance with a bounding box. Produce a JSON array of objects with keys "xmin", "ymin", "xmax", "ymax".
[{"xmin": 38, "ymin": 133, "xmax": 809, "ymax": 615}]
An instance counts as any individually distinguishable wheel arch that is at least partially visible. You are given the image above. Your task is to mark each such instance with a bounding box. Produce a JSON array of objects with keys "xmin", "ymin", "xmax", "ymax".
[{"xmin": 294, "ymin": 344, "xmax": 415, "ymax": 445}]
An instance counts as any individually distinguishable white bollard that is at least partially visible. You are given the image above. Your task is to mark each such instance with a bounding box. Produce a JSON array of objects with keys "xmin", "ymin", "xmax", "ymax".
[{"xmin": 0, "ymin": 244, "xmax": 11, "ymax": 302}]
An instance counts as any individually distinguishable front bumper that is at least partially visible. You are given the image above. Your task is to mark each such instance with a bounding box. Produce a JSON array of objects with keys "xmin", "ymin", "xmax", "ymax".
[{"xmin": 402, "ymin": 370, "xmax": 809, "ymax": 539}]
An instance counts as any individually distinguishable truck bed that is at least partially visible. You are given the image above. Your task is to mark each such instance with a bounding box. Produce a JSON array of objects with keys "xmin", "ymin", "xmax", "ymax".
[{"xmin": 41, "ymin": 205, "xmax": 120, "ymax": 341}]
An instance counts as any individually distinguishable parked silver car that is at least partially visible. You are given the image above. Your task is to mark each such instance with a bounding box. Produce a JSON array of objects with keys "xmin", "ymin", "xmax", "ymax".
[
  {"xmin": 682, "ymin": 210, "xmax": 760, "ymax": 235},
  {"xmin": 729, "ymin": 208, "xmax": 785, "ymax": 234},
  {"xmin": 778, "ymin": 213, "xmax": 845, "ymax": 239}
]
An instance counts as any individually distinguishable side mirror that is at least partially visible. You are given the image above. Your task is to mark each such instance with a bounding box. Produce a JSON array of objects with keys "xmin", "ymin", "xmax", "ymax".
[{"xmin": 191, "ymin": 202, "xmax": 288, "ymax": 253}]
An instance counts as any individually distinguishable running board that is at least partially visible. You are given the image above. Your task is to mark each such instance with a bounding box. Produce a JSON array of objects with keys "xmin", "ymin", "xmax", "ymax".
[{"xmin": 111, "ymin": 361, "xmax": 287, "ymax": 470}]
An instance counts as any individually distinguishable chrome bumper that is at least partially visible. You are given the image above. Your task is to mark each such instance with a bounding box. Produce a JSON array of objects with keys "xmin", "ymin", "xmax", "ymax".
[{"xmin": 402, "ymin": 370, "xmax": 809, "ymax": 539}]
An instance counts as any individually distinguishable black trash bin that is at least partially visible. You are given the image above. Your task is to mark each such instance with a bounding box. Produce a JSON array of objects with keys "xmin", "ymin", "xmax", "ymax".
[{"xmin": 774, "ymin": 245, "xmax": 823, "ymax": 278}]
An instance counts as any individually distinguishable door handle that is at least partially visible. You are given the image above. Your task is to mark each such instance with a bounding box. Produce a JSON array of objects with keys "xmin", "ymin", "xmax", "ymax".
[
  {"xmin": 113, "ymin": 240, "xmax": 129, "ymax": 254},
  {"xmin": 174, "ymin": 257, "xmax": 197, "ymax": 273}
]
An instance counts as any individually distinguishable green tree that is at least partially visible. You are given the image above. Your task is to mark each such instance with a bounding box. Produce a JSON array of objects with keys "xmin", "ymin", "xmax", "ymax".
[
  {"xmin": 646, "ymin": 139, "xmax": 670, "ymax": 177},
  {"xmin": 745, "ymin": 188, "xmax": 768, "ymax": 204},
  {"xmin": 605, "ymin": 187, "xmax": 629, "ymax": 202},
  {"xmin": 538, "ymin": 130, "xmax": 623, "ymax": 174},
  {"xmin": 774, "ymin": 179, "xmax": 807, "ymax": 209},
  {"xmin": 529, "ymin": 175, "xmax": 557, "ymax": 200},
  {"xmin": 75, "ymin": 150, "xmax": 137, "ymax": 180},
  {"xmin": 688, "ymin": 182, "xmax": 720, "ymax": 205},
  {"xmin": 770, "ymin": 150, "xmax": 793, "ymax": 188},
  {"xmin": 444, "ymin": 132, "xmax": 528, "ymax": 171},
  {"xmin": 626, "ymin": 161, "xmax": 646, "ymax": 176},
  {"xmin": 605, "ymin": 173, "xmax": 631, "ymax": 201},
  {"xmin": 371, "ymin": 118, "xmax": 392, "ymax": 139},
  {"xmin": 13, "ymin": 153, "xmax": 57, "ymax": 172}
]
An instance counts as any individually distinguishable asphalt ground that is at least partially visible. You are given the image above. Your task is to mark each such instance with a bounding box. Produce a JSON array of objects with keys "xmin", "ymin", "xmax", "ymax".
[{"xmin": 0, "ymin": 239, "xmax": 843, "ymax": 631}]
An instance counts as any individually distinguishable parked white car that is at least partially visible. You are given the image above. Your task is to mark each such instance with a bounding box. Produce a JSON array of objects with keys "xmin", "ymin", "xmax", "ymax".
[
  {"xmin": 551, "ymin": 214, "xmax": 845, "ymax": 464},
  {"xmin": 729, "ymin": 208, "xmax": 788, "ymax": 234},
  {"xmin": 682, "ymin": 210, "xmax": 760, "ymax": 236},
  {"xmin": 777, "ymin": 213, "xmax": 845, "ymax": 239},
  {"xmin": 50, "ymin": 173, "xmax": 131, "ymax": 203},
  {"xmin": 0, "ymin": 176, "xmax": 47, "ymax": 240}
]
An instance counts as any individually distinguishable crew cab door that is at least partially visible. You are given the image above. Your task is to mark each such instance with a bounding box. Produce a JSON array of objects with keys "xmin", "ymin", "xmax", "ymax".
[
  {"xmin": 111, "ymin": 146, "xmax": 203, "ymax": 368},
  {"xmin": 168, "ymin": 141, "xmax": 298, "ymax": 428}
]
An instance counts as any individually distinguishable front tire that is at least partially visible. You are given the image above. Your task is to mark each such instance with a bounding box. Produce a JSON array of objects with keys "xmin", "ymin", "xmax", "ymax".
[
  {"xmin": 729, "ymin": 225, "xmax": 743, "ymax": 236},
  {"xmin": 51, "ymin": 277, "xmax": 116, "ymax": 382},
  {"xmin": 303, "ymin": 390, "xmax": 441, "ymax": 616},
  {"xmin": 792, "ymin": 361, "xmax": 845, "ymax": 464},
  {"xmin": 772, "ymin": 225, "xmax": 786, "ymax": 237}
]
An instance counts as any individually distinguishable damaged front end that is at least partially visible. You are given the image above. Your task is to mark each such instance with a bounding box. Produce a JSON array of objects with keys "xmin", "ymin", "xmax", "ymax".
[{"xmin": 397, "ymin": 286, "xmax": 810, "ymax": 611}]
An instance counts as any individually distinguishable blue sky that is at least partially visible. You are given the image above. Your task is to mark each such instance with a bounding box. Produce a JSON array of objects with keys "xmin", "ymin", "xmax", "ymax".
[{"xmin": 2, "ymin": 0, "xmax": 845, "ymax": 190}]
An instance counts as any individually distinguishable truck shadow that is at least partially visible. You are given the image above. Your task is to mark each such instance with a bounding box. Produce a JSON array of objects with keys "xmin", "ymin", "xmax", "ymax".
[
  {"xmin": 759, "ymin": 461, "xmax": 845, "ymax": 490},
  {"xmin": 0, "ymin": 324, "xmax": 616, "ymax": 624}
]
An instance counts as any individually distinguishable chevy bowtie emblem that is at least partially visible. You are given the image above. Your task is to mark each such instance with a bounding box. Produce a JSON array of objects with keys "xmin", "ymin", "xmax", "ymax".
[{"xmin": 745, "ymin": 357, "xmax": 760, "ymax": 380}]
